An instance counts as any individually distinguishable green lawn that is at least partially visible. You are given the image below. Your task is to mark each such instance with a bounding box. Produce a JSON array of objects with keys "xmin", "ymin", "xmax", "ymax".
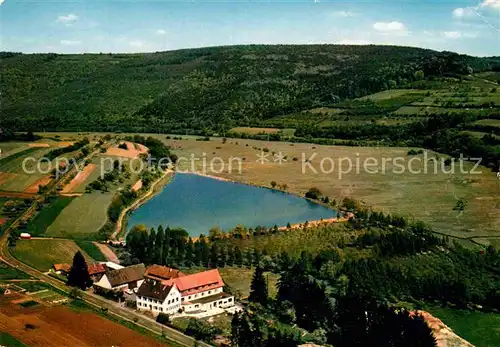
[
  {"xmin": 12, "ymin": 239, "xmax": 94, "ymax": 271},
  {"xmin": 75, "ymin": 241, "xmax": 106, "ymax": 261},
  {"xmin": 474, "ymin": 119, "xmax": 500, "ymax": 127},
  {"xmin": 425, "ymin": 305, "xmax": 500, "ymax": 347},
  {"xmin": 182, "ymin": 266, "xmax": 279, "ymax": 299},
  {"xmin": 13, "ymin": 281, "xmax": 50, "ymax": 293},
  {"xmin": 0, "ymin": 147, "xmax": 43, "ymax": 170},
  {"xmin": 0, "ymin": 332, "xmax": 27, "ymax": 347},
  {"xmin": 25, "ymin": 197, "xmax": 74, "ymax": 236},
  {"xmin": 46, "ymin": 192, "xmax": 113, "ymax": 239},
  {"xmin": 357, "ymin": 89, "xmax": 415, "ymax": 101},
  {"xmin": 0, "ymin": 262, "xmax": 31, "ymax": 281}
]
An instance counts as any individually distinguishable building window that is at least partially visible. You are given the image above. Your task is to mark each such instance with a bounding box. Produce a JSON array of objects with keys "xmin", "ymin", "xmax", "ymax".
[
  {"xmin": 208, "ymin": 291, "xmax": 211, "ymax": 294},
  {"xmin": 228, "ymin": 298, "xmax": 233, "ymax": 302}
]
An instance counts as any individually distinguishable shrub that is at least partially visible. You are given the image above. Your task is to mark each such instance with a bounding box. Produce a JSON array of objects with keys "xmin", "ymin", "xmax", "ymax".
[
  {"xmin": 305, "ymin": 187, "xmax": 322, "ymax": 200},
  {"xmin": 157, "ymin": 313, "xmax": 170, "ymax": 325}
]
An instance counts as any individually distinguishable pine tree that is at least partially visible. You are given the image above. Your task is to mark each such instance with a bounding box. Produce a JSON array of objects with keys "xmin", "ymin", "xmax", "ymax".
[
  {"xmin": 234, "ymin": 246, "xmax": 243, "ymax": 267},
  {"xmin": 231, "ymin": 312, "xmax": 241, "ymax": 346},
  {"xmin": 67, "ymin": 251, "xmax": 92, "ymax": 290},
  {"xmin": 249, "ymin": 266, "xmax": 268, "ymax": 305}
]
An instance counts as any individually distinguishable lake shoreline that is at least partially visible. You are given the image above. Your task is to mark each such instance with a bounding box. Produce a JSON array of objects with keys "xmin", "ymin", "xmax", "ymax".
[
  {"xmin": 127, "ymin": 170, "xmax": 350, "ymax": 241},
  {"xmin": 113, "ymin": 169, "xmax": 174, "ymax": 241}
]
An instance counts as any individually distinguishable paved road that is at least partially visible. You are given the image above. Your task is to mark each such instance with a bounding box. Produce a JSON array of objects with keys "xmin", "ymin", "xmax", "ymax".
[{"xmin": 0, "ymin": 141, "xmax": 209, "ymax": 347}]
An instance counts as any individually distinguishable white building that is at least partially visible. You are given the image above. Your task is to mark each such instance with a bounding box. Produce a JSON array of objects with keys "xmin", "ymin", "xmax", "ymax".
[
  {"xmin": 94, "ymin": 263, "xmax": 145, "ymax": 292},
  {"xmin": 136, "ymin": 279, "xmax": 182, "ymax": 314},
  {"xmin": 136, "ymin": 268, "xmax": 234, "ymax": 315}
]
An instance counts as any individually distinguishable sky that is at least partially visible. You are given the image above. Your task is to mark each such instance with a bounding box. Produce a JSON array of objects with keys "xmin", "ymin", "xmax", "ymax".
[{"xmin": 0, "ymin": 0, "xmax": 499, "ymax": 56}]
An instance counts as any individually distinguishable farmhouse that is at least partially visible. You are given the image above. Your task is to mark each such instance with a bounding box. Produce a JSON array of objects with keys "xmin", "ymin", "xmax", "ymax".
[
  {"xmin": 144, "ymin": 265, "xmax": 185, "ymax": 281},
  {"xmin": 136, "ymin": 279, "xmax": 182, "ymax": 314},
  {"xmin": 136, "ymin": 268, "xmax": 234, "ymax": 315},
  {"xmin": 94, "ymin": 263, "xmax": 145, "ymax": 292},
  {"xmin": 52, "ymin": 263, "xmax": 71, "ymax": 276},
  {"xmin": 88, "ymin": 263, "xmax": 107, "ymax": 281}
]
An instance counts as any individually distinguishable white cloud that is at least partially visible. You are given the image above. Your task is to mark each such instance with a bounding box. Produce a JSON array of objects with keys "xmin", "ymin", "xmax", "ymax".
[
  {"xmin": 452, "ymin": 8, "xmax": 465, "ymax": 17},
  {"xmin": 481, "ymin": 0, "xmax": 500, "ymax": 9},
  {"xmin": 60, "ymin": 39, "xmax": 81, "ymax": 46},
  {"xmin": 156, "ymin": 29, "xmax": 167, "ymax": 35},
  {"xmin": 0, "ymin": 0, "xmax": 4, "ymax": 6},
  {"xmin": 129, "ymin": 40, "xmax": 145, "ymax": 48},
  {"xmin": 332, "ymin": 11, "xmax": 356, "ymax": 17},
  {"xmin": 443, "ymin": 31, "xmax": 462, "ymax": 39},
  {"xmin": 56, "ymin": 13, "xmax": 78, "ymax": 25},
  {"xmin": 336, "ymin": 39, "xmax": 371, "ymax": 45},
  {"xmin": 373, "ymin": 21, "xmax": 408, "ymax": 36}
]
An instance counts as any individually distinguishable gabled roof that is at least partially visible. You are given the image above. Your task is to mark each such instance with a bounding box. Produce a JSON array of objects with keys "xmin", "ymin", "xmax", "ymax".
[
  {"xmin": 137, "ymin": 279, "xmax": 174, "ymax": 301},
  {"xmin": 145, "ymin": 265, "xmax": 185, "ymax": 281},
  {"xmin": 106, "ymin": 263, "xmax": 145, "ymax": 287},
  {"xmin": 88, "ymin": 263, "xmax": 107, "ymax": 276},
  {"xmin": 53, "ymin": 263, "xmax": 71, "ymax": 272},
  {"xmin": 163, "ymin": 269, "xmax": 224, "ymax": 296}
]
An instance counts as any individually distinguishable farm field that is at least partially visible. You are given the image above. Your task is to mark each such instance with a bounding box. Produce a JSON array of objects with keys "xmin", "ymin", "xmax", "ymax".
[
  {"xmin": 0, "ymin": 147, "xmax": 53, "ymax": 192},
  {"xmin": 45, "ymin": 192, "xmax": 113, "ymax": 239},
  {"xmin": 74, "ymin": 241, "xmax": 106, "ymax": 261},
  {"xmin": 0, "ymin": 332, "xmax": 27, "ymax": 347},
  {"xmin": 357, "ymin": 88, "xmax": 416, "ymax": 101},
  {"xmin": 0, "ymin": 262, "xmax": 31, "ymax": 281},
  {"xmin": 424, "ymin": 305, "xmax": 500, "ymax": 347},
  {"xmin": 25, "ymin": 197, "xmax": 74, "ymax": 236},
  {"xmin": 0, "ymin": 292, "xmax": 165, "ymax": 347},
  {"xmin": 12, "ymin": 239, "xmax": 94, "ymax": 271},
  {"xmin": 474, "ymin": 119, "xmax": 500, "ymax": 127}
]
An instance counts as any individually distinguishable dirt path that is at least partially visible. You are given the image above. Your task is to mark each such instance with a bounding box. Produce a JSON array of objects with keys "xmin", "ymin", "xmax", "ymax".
[
  {"xmin": 111, "ymin": 169, "xmax": 173, "ymax": 241},
  {"xmin": 93, "ymin": 242, "xmax": 119, "ymax": 263}
]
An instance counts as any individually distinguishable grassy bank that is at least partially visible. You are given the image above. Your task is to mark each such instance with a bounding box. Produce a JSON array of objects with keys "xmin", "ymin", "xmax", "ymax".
[{"xmin": 425, "ymin": 305, "xmax": 500, "ymax": 347}]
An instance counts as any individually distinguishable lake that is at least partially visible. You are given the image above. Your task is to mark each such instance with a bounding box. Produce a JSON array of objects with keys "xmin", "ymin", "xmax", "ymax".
[{"xmin": 127, "ymin": 173, "xmax": 336, "ymax": 237}]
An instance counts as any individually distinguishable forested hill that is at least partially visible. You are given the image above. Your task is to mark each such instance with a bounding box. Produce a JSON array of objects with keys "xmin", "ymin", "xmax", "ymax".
[{"xmin": 1, "ymin": 45, "xmax": 499, "ymax": 133}]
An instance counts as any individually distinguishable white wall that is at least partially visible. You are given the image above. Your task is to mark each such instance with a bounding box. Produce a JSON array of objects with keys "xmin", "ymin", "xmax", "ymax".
[
  {"xmin": 181, "ymin": 287, "xmax": 223, "ymax": 303},
  {"xmin": 137, "ymin": 285, "xmax": 182, "ymax": 315}
]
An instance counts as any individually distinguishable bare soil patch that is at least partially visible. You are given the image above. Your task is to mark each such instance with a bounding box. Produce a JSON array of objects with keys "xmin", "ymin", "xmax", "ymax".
[
  {"xmin": 105, "ymin": 142, "xmax": 148, "ymax": 159},
  {"xmin": 93, "ymin": 242, "xmax": 120, "ymax": 263},
  {"xmin": 28, "ymin": 143, "xmax": 50, "ymax": 148},
  {"xmin": 0, "ymin": 191, "xmax": 36, "ymax": 199},
  {"xmin": 61, "ymin": 163, "xmax": 97, "ymax": 193},
  {"xmin": 0, "ymin": 293, "xmax": 163, "ymax": 347},
  {"xmin": 132, "ymin": 179, "xmax": 143, "ymax": 192},
  {"xmin": 24, "ymin": 176, "xmax": 52, "ymax": 194},
  {"xmin": 55, "ymin": 141, "xmax": 74, "ymax": 147}
]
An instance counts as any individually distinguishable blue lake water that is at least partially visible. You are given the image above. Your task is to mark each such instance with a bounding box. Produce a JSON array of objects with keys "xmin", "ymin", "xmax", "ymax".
[{"xmin": 127, "ymin": 173, "xmax": 336, "ymax": 237}]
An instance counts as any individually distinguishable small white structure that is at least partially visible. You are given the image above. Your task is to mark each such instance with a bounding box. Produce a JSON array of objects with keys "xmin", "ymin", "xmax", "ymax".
[
  {"xmin": 94, "ymin": 263, "xmax": 145, "ymax": 292},
  {"xmin": 20, "ymin": 233, "xmax": 31, "ymax": 239},
  {"xmin": 100, "ymin": 261, "xmax": 124, "ymax": 270},
  {"xmin": 136, "ymin": 268, "xmax": 234, "ymax": 316}
]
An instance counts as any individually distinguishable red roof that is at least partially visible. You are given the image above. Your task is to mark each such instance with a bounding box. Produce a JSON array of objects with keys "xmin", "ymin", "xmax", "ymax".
[
  {"xmin": 145, "ymin": 265, "xmax": 184, "ymax": 281},
  {"xmin": 88, "ymin": 263, "xmax": 107, "ymax": 276},
  {"xmin": 53, "ymin": 263, "xmax": 71, "ymax": 272},
  {"xmin": 163, "ymin": 269, "xmax": 224, "ymax": 296}
]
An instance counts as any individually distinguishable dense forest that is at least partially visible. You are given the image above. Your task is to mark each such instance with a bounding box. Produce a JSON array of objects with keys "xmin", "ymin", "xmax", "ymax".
[
  {"xmin": 1, "ymin": 45, "xmax": 499, "ymax": 133},
  {"xmin": 123, "ymin": 205, "xmax": 500, "ymax": 345}
]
